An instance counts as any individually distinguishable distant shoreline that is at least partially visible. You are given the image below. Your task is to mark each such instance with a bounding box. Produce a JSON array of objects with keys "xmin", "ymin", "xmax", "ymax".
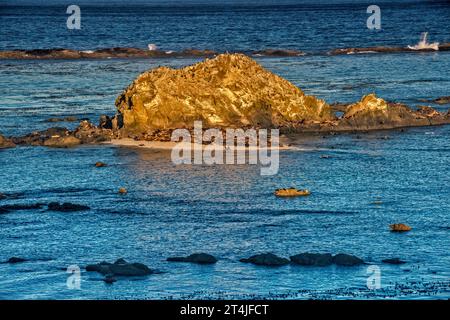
[{"xmin": 1, "ymin": 44, "xmax": 450, "ymax": 60}]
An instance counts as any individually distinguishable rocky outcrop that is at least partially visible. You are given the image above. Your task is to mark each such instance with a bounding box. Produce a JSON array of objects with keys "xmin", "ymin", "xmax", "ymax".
[
  {"xmin": 115, "ymin": 53, "xmax": 332, "ymax": 133},
  {"xmin": 0, "ymin": 134, "xmax": 15, "ymax": 149},
  {"xmin": 240, "ymin": 253, "xmax": 290, "ymax": 266},
  {"xmin": 319, "ymin": 94, "xmax": 450, "ymax": 132},
  {"xmin": 167, "ymin": 253, "xmax": 218, "ymax": 264},
  {"xmin": 290, "ymin": 253, "xmax": 333, "ymax": 266},
  {"xmin": 86, "ymin": 258, "xmax": 153, "ymax": 276}
]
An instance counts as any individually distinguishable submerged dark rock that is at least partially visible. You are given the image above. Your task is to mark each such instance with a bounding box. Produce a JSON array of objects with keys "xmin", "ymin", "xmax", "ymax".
[
  {"xmin": 167, "ymin": 253, "xmax": 217, "ymax": 264},
  {"xmin": 332, "ymin": 253, "xmax": 364, "ymax": 266},
  {"xmin": 47, "ymin": 202, "xmax": 90, "ymax": 212},
  {"xmin": 240, "ymin": 253, "xmax": 290, "ymax": 266},
  {"xmin": 0, "ymin": 203, "xmax": 43, "ymax": 211},
  {"xmin": 103, "ymin": 275, "xmax": 117, "ymax": 284},
  {"xmin": 290, "ymin": 253, "xmax": 333, "ymax": 266},
  {"xmin": 86, "ymin": 259, "xmax": 153, "ymax": 276},
  {"xmin": 382, "ymin": 258, "xmax": 406, "ymax": 265},
  {"xmin": 6, "ymin": 257, "xmax": 27, "ymax": 264}
]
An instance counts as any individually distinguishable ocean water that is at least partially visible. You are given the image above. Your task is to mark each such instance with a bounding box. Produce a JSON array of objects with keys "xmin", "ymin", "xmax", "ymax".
[{"xmin": 0, "ymin": 1, "xmax": 449, "ymax": 300}]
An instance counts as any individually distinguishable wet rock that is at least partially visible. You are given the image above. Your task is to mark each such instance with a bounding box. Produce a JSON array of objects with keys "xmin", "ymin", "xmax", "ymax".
[
  {"xmin": 6, "ymin": 257, "xmax": 27, "ymax": 264},
  {"xmin": 0, "ymin": 134, "xmax": 15, "ymax": 149},
  {"xmin": 275, "ymin": 188, "xmax": 310, "ymax": 197},
  {"xmin": 95, "ymin": 162, "xmax": 107, "ymax": 167},
  {"xmin": 86, "ymin": 259, "xmax": 153, "ymax": 276},
  {"xmin": 390, "ymin": 223, "xmax": 412, "ymax": 232},
  {"xmin": 167, "ymin": 253, "xmax": 217, "ymax": 264},
  {"xmin": 332, "ymin": 253, "xmax": 364, "ymax": 266},
  {"xmin": 239, "ymin": 253, "xmax": 290, "ymax": 266},
  {"xmin": 43, "ymin": 135, "xmax": 81, "ymax": 148},
  {"xmin": 47, "ymin": 202, "xmax": 90, "ymax": 212},
  {"xmin": 382, "ymin": 258, "xmax": 406, "ymax": 265},
  {"xmin": 290, "ymin": 253, "xmax": 333, "ymax": 266}
]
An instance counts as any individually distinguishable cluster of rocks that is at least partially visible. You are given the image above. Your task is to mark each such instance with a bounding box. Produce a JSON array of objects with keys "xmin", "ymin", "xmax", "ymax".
[
  {"xmin": 0, "ymin": 202, "xmax": 90, "ymax": 214},
  {"xmin": 1, "ymin": 120, "xmax": 116, "ymax": 149},
  {"xmin": 240, "ymin": 252, "xmax": 365, "ymax": 267}
]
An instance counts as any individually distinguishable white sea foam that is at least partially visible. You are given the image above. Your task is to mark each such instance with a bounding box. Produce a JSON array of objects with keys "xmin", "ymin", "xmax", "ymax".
[{"xmin": 407, "ymin": 32, "xmax": 439, "ymax": 51}]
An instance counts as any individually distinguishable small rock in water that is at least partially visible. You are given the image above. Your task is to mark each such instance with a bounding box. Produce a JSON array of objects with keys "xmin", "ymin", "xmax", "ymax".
[
  {"xmin": 332, "ymin": 253, "xmax": 364, "ymax": 266},
  {"xmin": 95, "ymin": 162, "xmax": 107, "ymax": 167},
  {"xmin": 240, "ymin": 253, "xmax": 290, "ymax": 266},
  {"xmin": 434, "ymin": 96, "xmax": 450, "ymax": 105},
  {"xmin": 86, "ymin": 258, "xmax": 153, "ymax": 276},
  {"xmin": 103, "ymin": 275, "xmax": 117, "ymax": 284},
  {"xmin": 7, "ymin": 257, "xmax": 27, "ymax": 264},
  {"xmin": 274, "ymin": 188, "xmax": 310, "ymax": 197},
  {"xmin": 390, "ymin": 223, "xmax": 412, "ymax": 232},
  {"xmin": 167, "ymin": 253, "xmax": 217, "ymax": 264},
  {"xmin": 290, "ymin": 253, "xmax": 333, "ymax": 266},
  {"xmin": 47, "ymin": 202, "xmax": 90, "ymax": 212},
  {"xmin": 382, "ymin": 258, "xmax": 406, "ymax": 265},
  {"xmin": 118, "ymin": 188, "xmax": 127, "ymax": 194}
]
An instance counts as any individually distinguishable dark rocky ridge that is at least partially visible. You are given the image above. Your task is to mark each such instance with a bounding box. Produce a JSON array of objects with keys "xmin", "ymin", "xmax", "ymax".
[
  {"xmin": 0, "ymin": 48, "xmax": 305, "ymax": 60},
  {"xmin": 329, "ymin": 42, "xmax": 450, "ymax": 55}
]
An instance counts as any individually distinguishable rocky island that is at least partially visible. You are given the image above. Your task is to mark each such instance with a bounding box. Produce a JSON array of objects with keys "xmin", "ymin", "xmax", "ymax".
[{"xmin": 1, "ymin": 53, "xmax": 449, "ymax": 149}]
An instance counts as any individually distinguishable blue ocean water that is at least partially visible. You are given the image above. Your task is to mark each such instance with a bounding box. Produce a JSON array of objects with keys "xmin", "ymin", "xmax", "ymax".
[{"xmin": 0, "ymin": 1, "xmax": 449, "ymax": 299}]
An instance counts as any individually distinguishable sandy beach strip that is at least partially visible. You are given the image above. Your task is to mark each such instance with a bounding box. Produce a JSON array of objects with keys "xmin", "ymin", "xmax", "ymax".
[{"xmin": 105, "ymin": 138, "xmax": 293, "ymax": 151}]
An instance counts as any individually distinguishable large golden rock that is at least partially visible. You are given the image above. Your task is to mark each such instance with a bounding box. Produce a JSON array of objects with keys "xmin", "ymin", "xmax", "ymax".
[{"xmin": 115, "ymin": 53, "xmax": 333, "ymax": 133}]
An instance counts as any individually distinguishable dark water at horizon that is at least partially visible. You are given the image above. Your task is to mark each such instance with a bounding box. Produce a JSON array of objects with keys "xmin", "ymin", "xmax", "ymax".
[
  {"xmin": 1, "ymin": 1, "xmax": 449, "ymax": 52},
  {"xmin": 0, "ymin": 1, "xmax": 449, "ymax": 300}
]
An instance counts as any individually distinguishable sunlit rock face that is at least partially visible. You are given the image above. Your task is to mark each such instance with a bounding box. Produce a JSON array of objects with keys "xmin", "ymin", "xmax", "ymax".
[
  {"xmin": 115, "ymin": 53, "xmax": 333, "ymax": 133},
  {"xmin": 339, "ymin": 94, "xmax": 432, "ymax": 130}
]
